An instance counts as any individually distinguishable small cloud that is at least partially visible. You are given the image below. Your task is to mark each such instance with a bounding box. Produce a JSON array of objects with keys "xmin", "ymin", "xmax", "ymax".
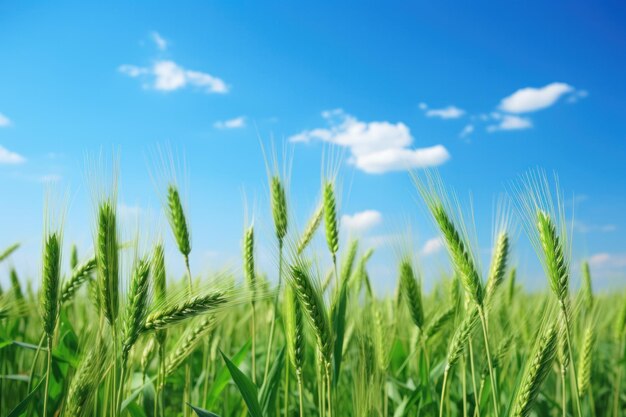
[
  {"xmin": 214, "ymin": 116, "xmax": 246, "ymax": 129},
  {"xmin": 487, "ymin": 114, "xmax": 532, "ymax": 132},
  {"xmin": 0, "ymin": 113, "xmax": 11, "ymax": 127},
  {"xmin": 151, "ymin": 31, "xmax": 168, "ymax": 51},
  {"xmin": 422, "ymin": 237, "xmax": 444, "ymax": 255},
  {"xmin": 574, "ymin": 221, "xmax": 616, "ymax": 233},
  {"xmin": 588, "ymin": 252, "xmax": 626, "ymax": 268},
  {"xmin": 119, "ymin": 60, "xmax": 228, "ymax": 94},
  {"xmin": 289, "ymin": 109, "xmax": 450, "ymax": 174},
  {"xmin": 567, "ymin": 89, "xmax": 588, "ymax": 103},
  {"xmin": 0, "ymin": 145, "xmax": 26, "ymax": 164},
  {"xmin": 459, "ymin": 124, "xmax": 474, "ymax": 138},
  {"xmin": 119, "ymin": 204, "xmax": 141, "ymax": 222},
  {"xmin": 425, "ymin": 106, "xmax": 465, "ymax": 119},
  {"xmin": 341, "ymin": 210, "xmax": 382, "ymax": 233},
  {"xmin": 499, "ymin": 82, "xmax": 575, "ymax": 113}
]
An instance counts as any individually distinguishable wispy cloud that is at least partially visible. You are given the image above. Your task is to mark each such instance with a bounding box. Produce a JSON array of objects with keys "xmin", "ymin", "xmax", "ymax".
[
  {"xmin": 151, "ymin": 31, "xmax": 168, "ymax": 51},
  {"xmin": 573, "ymin": 221, "xmax": 616, "ymax": 233},
  {"xmin": 588, "ymin": 252, "xmax": 626, "ymax": 268},
  {"xmin": 341, "ymin": 210, "xmax": 382, "ymax": 233},
  {"xmin": 499, "ymin": 82, "xmax": 575, "ymax": 113},
  {"xmin": 420, "ymin": 103, "xmax": 465, "ymax": 119},
  {"xmin": 422, "ymin": 236, "xmax": 443, "ymax": 255},
  {"xmin": 487, "ymin": 114, "xmax": 532, "ymax": 132},
  {"xmin": 459, "ymin": 124, "xmax": 474, "ymax": 138},
  {"xmin": 0, "ymin": 145, "xmax": 26, "ymax": 164},
  {"xmin": 0, "ymin": 113, "xmax": 11, "ymax": 127},
  {"xmin": 289, "ymin": 109, "xmax": 450, "ymax": 174},
  {"xmin": 214, "ymin": 116, "xmax": 246, "ymax": 129}
]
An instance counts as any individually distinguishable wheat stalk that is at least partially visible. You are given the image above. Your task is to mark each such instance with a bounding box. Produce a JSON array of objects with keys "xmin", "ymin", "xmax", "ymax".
[
  {"xmin": 485, "ymin": 232, "xmax": 509, "ymax": 305},
  {"xmin": 60, "ymin": 257, "xmax": 96, "ymax": 304},
  {"xmin": 297, "ymin": 203, "xmax": 323, "ymax": 254},
  {"xmin": 577, "ymin": 322, "xmax": 594, "ymax": 395},
  {"xmin": 165, "ymin": 315, "xmax": 216, "ymax": 375},
  {"xmin": 96, "ymin": 200, "xmax": 119, "ymax": 325},
  {"xmin": 399, "ymin": 260, "xmax": 424, "ymax": 330},
  {"xmin": 323, "ymin": 181, "xmax": 339, "ymax": 265},
  {"xmin": 271, "ymin": 176, "xmax": 288, "ymax": 246},
  {"xmin": 122, "ymin": 259, "xmax": 151, "ymax": 360}
]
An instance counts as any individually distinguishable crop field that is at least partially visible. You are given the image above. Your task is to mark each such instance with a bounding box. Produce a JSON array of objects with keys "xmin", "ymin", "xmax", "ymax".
[{"xmin": 0, "ymin": 166, "xmax": 624, "ymax": 417}]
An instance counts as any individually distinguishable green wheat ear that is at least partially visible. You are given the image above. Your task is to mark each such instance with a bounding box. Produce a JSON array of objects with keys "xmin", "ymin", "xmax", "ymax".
[
  {"xmin": 0, "ymin": 243, "xmax": 20, "ymax": 263},
  {"xmin": 432, "ymin": 203, "xmax": 484, "ymax": 307},
  {"xmin": 271, "ymin": 176, "xmax": 288, "ymax": 246},
  {"xmin": 577, "ymin": 323, "xmax": 594, "ymax": 395},
  {"xmin": 512, "ymin": 322, "xmax": 558, "ymax": 417},
  {"xmin": 243, "ymin": 226, "xmax": 255, "ymax": 290},
  {"xmin": 167, "ymin": 184, "xmax": 191, "ymax": 258},
  {"xmin": 41, "ymin": 232, "xmax": 61, "ymax": 338},
  {"xmin": 122, "ymin": 258, "xmax": 151, "ymax": 360},
  {"xmin": 153, "ymin": 243, "xmax": 166, "ymax": 305},
  {"xmin": 297, "ymin": 203, "xmax": 323, "ymax": 254},
  {"xmin": 580, "ymin": 261, "xmax": 593, "ymax": 313},
  {"xmin": 485, "ymin": 232, "xmax": 509, "ymax": 304},
  {"xmin": 97, "ymin": 200, "xmax": 119, "ymax": 325},
  {"xmin": 284, "ymin": 284, "xmax": 305, "ymax": 375},
  {"xmin": 60, "ymin": 257, "xmax": 96, "ymax": 304},
  {"xmin": 323, "ymin": 181, "xmax": 339, "ymax": 262},
  {"xmin": 536, "ymin": 210, "xmax": 569, "ymax": 304},
  {"xmin": 399, "ymin": 260, "xmax": 424, "ymax": 330}
]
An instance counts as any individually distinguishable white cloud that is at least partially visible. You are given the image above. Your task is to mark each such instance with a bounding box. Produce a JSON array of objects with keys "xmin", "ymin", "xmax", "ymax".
[
  {"xmin": 499, "ymin": 82, "xmax": 574, "ymax": 113},
  {"xmin": 341, "ymin": 210, "xmax": 382, "ymax": 233},
  {"xmin": 422, "ymin": 237, "xmax": 444, "ymax": 255},
  {"xmin": 426, "ymin": 106, "xmax": 465, "ymax": 119},
  {"xmin": 289, "ymin": 109, "xmax": 450, "ymax": 174},
  {"xmin": 214, "ymin": 116, "xmax": 246, "ymax": 129},
  {"xmin": 459, "ymin": 124, "xmax": 474, "ymax": 138},
  {"xmin": 0, "ymin": 145, "xmax": 26, "ymax": 164},
  {"xmin": 588, "ymin": 253, "xmax": 626, "ymax": 268},
  {"xmin": 0, "ymin": 113, "xmax": 11, "ymax": 127},
  {"xmin": 151, "ymin": 31, "xmax": 168, "ymax": 51},
  {"xmin": 487, "ymin": 114, "xmax": 532, "ymax": 132},
  {"xmin": 573, "ymin": 221, "xmax": 616, "ymax": 233},
  {"xmin": 568, "ymin": 90, "xmax": 588, "ymax": 103},
  {"xmin": 119, "ymin": 60, "xmax": 228, "ymax": 94}
]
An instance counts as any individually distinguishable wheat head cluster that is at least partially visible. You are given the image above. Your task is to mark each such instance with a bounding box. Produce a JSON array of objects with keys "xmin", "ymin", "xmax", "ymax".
[{"xmin": 0, "ymin": 156, "xmax": 624, "ymax": 417}]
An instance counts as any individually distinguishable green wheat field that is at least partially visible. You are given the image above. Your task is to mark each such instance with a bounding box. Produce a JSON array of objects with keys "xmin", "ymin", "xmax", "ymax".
[{"xmin": 0, "ymin": 162, "xmax": 624, "ymax": 417}]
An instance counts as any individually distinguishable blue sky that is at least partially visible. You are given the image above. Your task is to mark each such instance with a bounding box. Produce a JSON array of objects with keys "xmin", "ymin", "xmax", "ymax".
[{"xmin": 1, "ymin": 1, "xmax": 625, "ymax": 292}]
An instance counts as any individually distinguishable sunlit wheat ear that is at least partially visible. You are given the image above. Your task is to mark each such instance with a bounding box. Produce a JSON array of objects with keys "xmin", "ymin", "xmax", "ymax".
[
  {"xmin": 167, "ymin": 184, "xmax": 191, "ymax": 260},
  {"xmin": 271, "ymin": 176, "xmax": 288, "ymax": 247},
  {"xmin": 536, "ymin": 210, "xmax": 569, "ymax": 303},
  {"xmin": 432, "ymin": 203, "xmax": 484, "ymax": 307},
  {"xmin": 288, "ymin": 261, "xmax": 333, "ymax": 366},
  {"xmin": 97, "ymin": 200, "xmax": 119, "ymax": 325},
  {"xmin": 284, "ymin": 284, "xmax": 305, "ymax": 375},
  {"xmin": 323, "ymin": 181, "xmax": 339, "ymax": 263},
  {"xmin": 399, "ymin": 259, "xmax": 424, "ymax": 330},
  {"xmin": 577, "ymin": 322, "xmax": 594, "ymax": 395},
  {"xmin": 297, "ymin": 203, "xmax": 323, "ymax": 254},
  {"xmin": 580, "ymin": 261, "xmax": 593, "ymax": 313},
  {"xmin": 0, "ymin": 243, "xmax": 20, "ymax": 263},
  {"xmin": 243, "ymin": 226, "xmax": 256, "ymax": 292},
  {"xmin": 65, "ymin": 340, "xmax": 108, "ymax": 417},
  {"xmin": 446, "ymin": 307, "xmax": 480, "ymax": 370},
  {"xmin": 165, "ymin": 315, "xmax": 216, "ymax": 375},
  {"xmin": 152, "ymin": 243, "xmax": 166, "ymax": 305},
  {"xmin": 485, "ymin": 232, "xmax": 509, "ymax": 305},
  {"xmin": 41, "ymin": 232, "xmax": 61, "ymax": 338},
  {"xmin": 61, "ymin": 257, "xmax": 96, "ymax": 304},
  {"xmin": 340, "ymin": 240, "xmax": 358, "ymax": 283},
  {"xmin": 512, "ymin": 322, "xmax": 558, "ymax": 417},
  {"xmin": 122, "ymin": 258, "xmax": 151, "ymax": 360},
  {"xmin": 142, "ymin": 292, "xmax": 226, "ymax": 331}
]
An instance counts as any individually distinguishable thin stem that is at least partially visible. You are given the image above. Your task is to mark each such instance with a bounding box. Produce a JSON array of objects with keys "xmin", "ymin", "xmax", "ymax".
[
  {"xmin": 468, "ymin": 340, "xmax": 481, "ymax": 417},
  {"xmin": 561, "ymin": 370, "xmax": 567, "ymax": 417},
  {"xmin": 478, "ymin": 308, "xmax": 500, "ymax": 417},
  {"xmin": 264, "ymin": 244, "xmax": 283, "ymax": 381},
  {"xmin": 560, "ymin": 301, "xmax": 583, "ymax": 417},
  {"xmin": 283, "ymin": 363, "xmax": 290, "ymax": 417},
  {"xmin": 613, "ymin": 340, "xmax": 623, "ymax": 417},
  {"xmin": 298, "ymin": 375, "xmax": 304, "ymax": 417},
  {"xmin": 462, "ymin": 359, "xmax": 468, "ymax": 417},
  {"xmin": 439, "ymin": 367, "xmax": 450, "ymax": 417},
  {"xmin": 251, "ymin": 303, "xmax": 256, "ymax": 384},
  {"xmin": 184, "ymin": 258, "xmax": 193, "ymax": 417},
  {"xmin": 26, "ymin": 333, "xmax": 45, "ymax": 393},
  {"xmin": 43, "ymin": 335, "xmax": 52, "ymax": 417}
]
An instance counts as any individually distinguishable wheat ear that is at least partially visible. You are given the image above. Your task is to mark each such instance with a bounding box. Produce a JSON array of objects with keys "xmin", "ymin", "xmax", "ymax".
[
  {"xmin": 297, "ymin": 203, "xmax": 323, "ymax": 254},
  {"xmin": 143, "ymin": 293, "xmax": 226, "ymax": 331},
  {"xmin": 61, "ymin": 257, "xmax": 96, "ymax": 304},
  {"xmin": 399, "ymin": 260, "xmax": 424, "ymax": 330}
]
